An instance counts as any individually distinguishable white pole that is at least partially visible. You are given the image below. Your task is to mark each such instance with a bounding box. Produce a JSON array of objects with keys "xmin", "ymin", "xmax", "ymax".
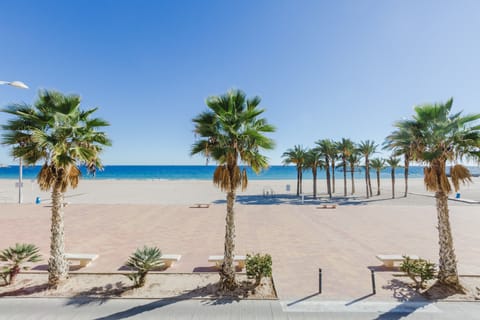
[{"xmin": 18, "ymin": 158, "xmax": 23, "ymax": 204}]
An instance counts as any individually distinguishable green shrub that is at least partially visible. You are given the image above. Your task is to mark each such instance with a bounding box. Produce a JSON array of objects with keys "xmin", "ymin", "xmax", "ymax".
[
  {"xmin": 400, "ymin": 256, "xmax": 436, "ymax": 290},
  {"xmin": 125, "ymin": 246, "xmax": 163, "ymax": 288},
  {"xmin": 0, "ymin": 243, "xmax": 42, "ymax": 285},
  {"xmin": 246, "ymin": 253, "xmax": 272, "ymax": 287}
]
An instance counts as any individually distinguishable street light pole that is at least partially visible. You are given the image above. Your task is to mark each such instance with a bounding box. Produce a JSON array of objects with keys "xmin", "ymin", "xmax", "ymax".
[{"xmin": 1, "ymin": 79, "xmax": 29, "ymax": 204}]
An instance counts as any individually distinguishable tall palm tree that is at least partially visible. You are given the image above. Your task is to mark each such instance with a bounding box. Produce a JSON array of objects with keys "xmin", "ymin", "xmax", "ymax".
[
  {"xmin": 2, "ymin": 90, "xmax": 111, "ymax": 287},
  {"xmin": 329, "ymin": 145, "xmax": 339, "ymax": 195},
  {"xmin": 386, "ymin": 156, "xmax": 400, "ymax": 199},
  {"xmin": 358, "ymin": 140, "xmax": 377, "ymax": 198},
  {"xmin": 336, "ymin": 138, "xmax": 354, "ymax": 197},
  {"xmin": 401, "ymin": 99, "xmax": 480, "ymax": 287},
  {"xmin": 370, "ymin": 158, "xmax": 386, "ymax": 196},
  {"xmin": 315, "ymin": 139, "xmax": 335, "ymax": 199},
  {"xmin": 305, "ymin": 148, "xmax": 324, "ymax": 199},
  {"xmin": 282, "ymin": 145, "xmax": 307, "ymax": 196},
  {"xmin": 191, "ymin": 89, "xmax": 275, "ymax": 291},
  {"xmin": 384, "ymin": 122, "xmax": 416, "ymax": 197},
  {"xmin": 347, "ymin": 151, "xmax": 360, "ymax": 195}
]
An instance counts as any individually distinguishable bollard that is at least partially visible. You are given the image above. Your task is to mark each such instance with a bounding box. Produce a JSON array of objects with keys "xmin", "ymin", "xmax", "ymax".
[
  {"xmin": 319, "ymin": 268, "xmax": 322, "ymax": 294},
  {"xmin": 370, "ymin": 269, "xmax": 376, "ymax": 294}
]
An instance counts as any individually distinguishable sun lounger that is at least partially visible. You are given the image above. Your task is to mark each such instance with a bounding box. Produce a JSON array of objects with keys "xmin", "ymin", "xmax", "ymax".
[
  {"xmin": 160, "ymin": 254, "xmax": 181, "ymax": 268},
  {"xmin": 190, "ymin": 203, "xmax": 210, "ymax": 208},
  {"xmin": 316, "ymin": 204, "xmax": 337, "ymax": 209},
  {"xmin": 208, "ymin": 255, "xmax": 246, "ymax": 270},
  {"xmin": 376, "ymin": 254, "xmax": 420, "ymax": 268},
  {"xmin": 65, "ymin": 253, "xmax": 98, "ymax": 267}
]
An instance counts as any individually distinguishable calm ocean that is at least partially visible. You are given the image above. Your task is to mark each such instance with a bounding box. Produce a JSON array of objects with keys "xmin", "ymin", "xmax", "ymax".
[{"xmin": 0, "ymin": 165, "xmax": 430, "ymax": 180}]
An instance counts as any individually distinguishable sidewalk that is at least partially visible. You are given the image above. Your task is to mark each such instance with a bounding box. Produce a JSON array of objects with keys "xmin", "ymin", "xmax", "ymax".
[{"xmin": 0, "ymin": 297, "xmax": 479, "ymax": 320}]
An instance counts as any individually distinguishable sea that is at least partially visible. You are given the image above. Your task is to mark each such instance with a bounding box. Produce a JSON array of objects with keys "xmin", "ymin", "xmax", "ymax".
[
  {"xmin": 0, "ymin": 165, "xmax": 432, "ymax": 181},
  {"xmin": 0, "ymin": 165, "xmax": 478, "ymax": 181}
]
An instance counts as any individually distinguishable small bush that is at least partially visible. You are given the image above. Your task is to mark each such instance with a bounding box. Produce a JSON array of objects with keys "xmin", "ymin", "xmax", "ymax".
[
  {"xmin": 125, "ymin": 246, "xmax": 164, "ymax": 288},
  {"xmin": 0, "ymin": 243, "xmax": 42, "ymax": 285},
  {"xmin": 246, "ymin": 253, "xmax": 272, "ymax": 287},
  {"xmin": 400, "ymin": 256, "xmax": 436, "ymax": 290}
]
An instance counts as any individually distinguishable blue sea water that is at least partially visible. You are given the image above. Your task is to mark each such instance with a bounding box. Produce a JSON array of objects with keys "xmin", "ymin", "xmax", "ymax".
[{"xmin": 0, "ymin": 165, "xmax": 431, "ymax": 181}]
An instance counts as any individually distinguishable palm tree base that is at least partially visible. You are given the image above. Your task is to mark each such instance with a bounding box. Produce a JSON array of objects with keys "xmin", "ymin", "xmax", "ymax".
[
  {"xmin": 437, "ymin": 274, "xmax": 463, "ymax": 291},
  {"xmin": 219, "ymin": 273, "xmax": 238, "ymax": 291},
  {"xmin": 48, "ymin": 274, "xmax": 68, "ymax": 288}
]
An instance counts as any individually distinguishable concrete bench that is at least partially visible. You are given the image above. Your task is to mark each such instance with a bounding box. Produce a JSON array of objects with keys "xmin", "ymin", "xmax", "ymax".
[
  {"xmin": 65, "ymin": 253, "xmax": 98, "ymax": 267},
  {"xmin": 316, "ymin": 204, "xmax": 337, "ymax": 209},
  {"xmin": 208, "ymin": 255, "xmax": 246, "ymax": 270},
  {"xmin": 160, "ymin": 254, "xmax": 181, "ymax": 268},
  {"xmin": 376, "ymin": 254, "xmax": 420, "ymax": 268},
  {"xmin": 190, "ymin": 203, "xmax": 210, "ymax": 208}
]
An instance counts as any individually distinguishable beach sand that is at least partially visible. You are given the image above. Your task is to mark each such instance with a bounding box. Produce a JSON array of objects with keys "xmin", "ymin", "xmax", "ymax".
[{"xmin": 0, "ymin": 177, "xmax": 479, "ymax": 300}]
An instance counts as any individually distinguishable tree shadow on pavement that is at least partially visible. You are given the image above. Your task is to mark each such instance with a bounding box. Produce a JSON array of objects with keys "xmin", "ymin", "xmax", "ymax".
[
  {"xmin": 66, "ymin": 280, "xmax": 259, "ymax": 320},
  {"xmin": 370, "ymin": 278, "xmax": 462, "ymax": 319}
]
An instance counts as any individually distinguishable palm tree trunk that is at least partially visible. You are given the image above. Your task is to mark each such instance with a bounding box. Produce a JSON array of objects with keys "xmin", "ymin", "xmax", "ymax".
[
  {"xmin": 220, "ymin": 188, "xmax": 237, "ymax": 290},
  {"xmin": 325, "ymin": 159, "xmax": 332, "ymax": 199},
  {"xmin": 404, "ymin": 159, "xmax": 409, "ymax": 197},
  {"xmin": 296, "ymin": 166, "xmax": 300, "ymax": 196},
  {"xmin": 48, "ymin": 182, "xmax": 69, "ymax": 287},
  {"xmin": 350, "ymin": 165, "xmax": 355, "ymax": 195},
  {"xmin": 376, "ymin": 169, "xmax": 381, "ymax": 195},
  {"xmin": 312, "ymin": 168, "xmax": 317, "ymax": 199},
  {"xmin": 435, "ymin": 190, "xmax": 460, "ymax": 287},
  {"xmin": 299, "ymin": 169, "xmax": 303, "ymax": 195},
  {"xmin": 332, "ymin": 162, "xmax": 336, "ymax": 194},
  {"xmin": 343, "ymin": 160, "xmax": 347, "ymax": 197},
  {"xmin": 391, "ymin": 169, "xmax": 395, "ymax": 199},
  {"xmin": 367, "ymin": 165, "xmax": 373, "ymax": 197},
  {"xmin": 365, "ymin": 166, "xmax": 369, "ymax": 199}
]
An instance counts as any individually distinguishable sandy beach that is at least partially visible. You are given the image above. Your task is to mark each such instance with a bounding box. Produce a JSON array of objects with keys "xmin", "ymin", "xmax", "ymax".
[
  {"xmin": 0, "ymin": 177, "xmax": 479, "ymax": 300},
  {"xmin": 1, "ymin": 177, "xmax": 479, "ymax": 205}
]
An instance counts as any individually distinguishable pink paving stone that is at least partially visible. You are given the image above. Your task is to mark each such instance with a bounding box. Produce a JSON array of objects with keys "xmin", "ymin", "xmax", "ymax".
[{"xmin": 0, "ymin": 202, "xmax": 479, "ymax": 301}]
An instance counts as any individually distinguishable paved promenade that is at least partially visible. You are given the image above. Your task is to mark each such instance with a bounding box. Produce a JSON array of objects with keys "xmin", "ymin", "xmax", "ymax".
[{"xmin": 1, "ymin": 200, "xmax": 479, "ymax": 300}]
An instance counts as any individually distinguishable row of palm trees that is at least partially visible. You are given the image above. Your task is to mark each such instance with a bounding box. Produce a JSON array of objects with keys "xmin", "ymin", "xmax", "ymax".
[
  {"xmin": 282, "ymin": 99, "xmax": 480, "ymax": 289},
  {"xmin": 282, "ymin": 140, "xmax": 404, "ymax": 199},
  {"xmin": 2, "ymin": 88, "xmax": 478, "ymax": 293}
]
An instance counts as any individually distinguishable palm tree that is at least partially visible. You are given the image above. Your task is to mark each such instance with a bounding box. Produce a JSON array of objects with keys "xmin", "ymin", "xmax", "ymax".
[
  {"xmin": 191, "ymin": 89, "xmax": 275, "ymax": 291},
  {"xmin": 370, "ymin": 158, "xmax": 386, "ymax": 196},
  {"xmin": 305, "ymin": 148, "xmax": 324, "ymax": 199},
  {"xmin": 347, "ymin": 152, "xmax": 360, "ymax": 195},
  {"xmin": 386, "ymin": 156, "xmax": 400, "ymax": 199},
  {"xmin": 329, "ymin": 144, "xmax": 339, "ymax": 195},
  {"xmin": 282, "ymin": 145, "xmax": 307, "ymax": 196},
  {"xmin": 0, "ymin": 243, "xmax": 41, "ymax": 285},
  {"xmin": 401, "ymin": 98, "xmax": 480, "ymax": 287},
  {"xmin": 336, "ymin": 138, "xmax": 354, "ymax": 197},
  {"xmin": 315, "ymin": 139, "xmax": 335, "ymax": 199},
  {"xmin": 1, "ymin": 90, "xmax": 111, "ymax": 287},
  {"xmin": 358, "ymin": 140, "xmax": 377, "ymax": 198},
  {"xmin": 384, "ymin": 122, "xmax": 416, "ymax": 197}
]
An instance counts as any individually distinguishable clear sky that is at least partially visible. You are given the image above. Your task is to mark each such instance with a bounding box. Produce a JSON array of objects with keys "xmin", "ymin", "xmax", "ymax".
[{"xmin": 1, "ymin": 0, "xmax": 479, "ymax": 165}]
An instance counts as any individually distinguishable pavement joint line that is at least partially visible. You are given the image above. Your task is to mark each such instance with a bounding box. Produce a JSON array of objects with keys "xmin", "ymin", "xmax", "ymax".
[{"xmin": 280, "ymin": 300, "xmax": 442, "ymax": 313}]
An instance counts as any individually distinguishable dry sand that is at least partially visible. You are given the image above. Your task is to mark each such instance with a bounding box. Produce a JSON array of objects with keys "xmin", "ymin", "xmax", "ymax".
[
  {"xmin": 0, "ymin": 177, "xmax": 479, "ymax": 205},
  {"xmin": 0, "ymin": 176, "xmax": 479, "ymax": 301}
]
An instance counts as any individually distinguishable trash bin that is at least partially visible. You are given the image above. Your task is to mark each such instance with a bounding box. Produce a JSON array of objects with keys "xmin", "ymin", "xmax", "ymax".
[
  {"xmin": 455, "ymin": 193, "xmax": 461, "ymax": 199},
  {"xmin": 35, "ymin": 196, "xmax": 41, "ymax": 204}
]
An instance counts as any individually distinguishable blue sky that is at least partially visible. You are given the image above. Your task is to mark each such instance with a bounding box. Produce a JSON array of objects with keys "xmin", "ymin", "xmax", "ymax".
[{"xmin": 1, "ymin": 0, "xmax": 479, "ymax": 165}]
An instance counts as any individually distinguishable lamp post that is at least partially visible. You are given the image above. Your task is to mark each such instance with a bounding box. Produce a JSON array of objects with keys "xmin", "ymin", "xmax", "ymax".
[
  {"xmin": 1, "ymin": 80, "xmax": 29, "ymax": 204},
  {"xmin": 0, "ymin": 80, "xmax": 29, "ymax": 89}
]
